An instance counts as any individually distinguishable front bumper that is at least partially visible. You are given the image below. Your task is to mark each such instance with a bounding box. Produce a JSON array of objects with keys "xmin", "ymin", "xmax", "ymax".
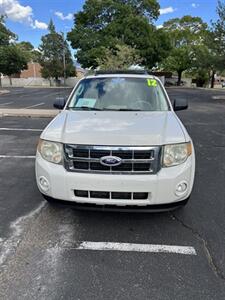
[{"xmin": 35, "ymin": 152, "xmax": 195, "ymax": 207}]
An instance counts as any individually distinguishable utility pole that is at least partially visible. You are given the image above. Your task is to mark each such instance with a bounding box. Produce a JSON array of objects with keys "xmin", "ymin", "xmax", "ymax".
[
  {"xmin": 62, "ymin": 32, "xmax": 66, "ymax": 86},
  {"xmin": 211, "ymin": 70, "xmax": 215, "ymax": 89},
  {"xmin": 32, "ymin": 61, "xmax": 36, "ymax": 78}
]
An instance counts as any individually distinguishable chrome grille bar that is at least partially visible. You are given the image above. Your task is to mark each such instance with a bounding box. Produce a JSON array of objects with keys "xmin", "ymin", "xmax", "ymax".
[{"xmin": 64, "ymin": 145, "xmax": 161, "ymax": 175}]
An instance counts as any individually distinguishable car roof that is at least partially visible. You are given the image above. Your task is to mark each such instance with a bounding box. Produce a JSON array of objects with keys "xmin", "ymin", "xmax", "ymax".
[{"xmin": 84, "ymin": 73, "xmax": 157, "ymax": 80}]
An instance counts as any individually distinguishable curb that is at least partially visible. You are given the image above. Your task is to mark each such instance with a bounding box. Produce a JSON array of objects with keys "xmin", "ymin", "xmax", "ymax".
[
  {"xmin": 0, "ymin": 90, "xmax": 10, "ymax": 95},
  {"xmin": 23, "ymin": 86, "xmax": 72, "ymax": 89},
  {"xmin": 166, "ymin": 86, "xmax": 225, "ymax": 92},
  {"xmin": 190, "ymin": 87, "xmax": 225, "ymax": 92},
  {"xmin": 0, "ymin": 109, "xmax": 59, "ymax": 118}
]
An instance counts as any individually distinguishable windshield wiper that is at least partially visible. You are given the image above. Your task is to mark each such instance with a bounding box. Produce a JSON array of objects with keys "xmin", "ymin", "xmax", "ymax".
[
  {"xmin": 68, "ymin": 107, "xmax": 142, "ymax": 111},
  {"xmin": 68, "ymin": 106, "xmax": 102, "ymax": 111},
  {"xmin": 101, "ymin": 108, "xmax": 142, "ymax": 111},
  {"xmin": 118, "ymin": 109, "xmax": 142, "ymax": 111}
]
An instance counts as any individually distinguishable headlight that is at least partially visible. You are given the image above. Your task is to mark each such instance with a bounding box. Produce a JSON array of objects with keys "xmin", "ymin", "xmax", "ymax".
[
  {"xmin": 37, "ymin": 139, "xmax": 63, "ymax": 164},
  {"xmin": 162, "ymin": 142, "xmax": 192, "ymax": 167}
]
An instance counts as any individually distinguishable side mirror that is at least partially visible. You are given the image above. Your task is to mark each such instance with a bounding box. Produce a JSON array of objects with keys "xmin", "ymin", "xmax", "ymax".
[
  {"xmin": 173, "ymin": 98, "xmax": 188, "ymax": 111},
  {"xmin": 53, "ymin": 97, "xmax": 66, "ymax": 109}
]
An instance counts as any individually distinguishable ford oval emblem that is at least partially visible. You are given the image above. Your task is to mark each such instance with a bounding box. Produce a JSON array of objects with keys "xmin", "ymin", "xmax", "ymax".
[{"xmin": 100, "ymin": 156, "xmax": 122, "ymax": 167}]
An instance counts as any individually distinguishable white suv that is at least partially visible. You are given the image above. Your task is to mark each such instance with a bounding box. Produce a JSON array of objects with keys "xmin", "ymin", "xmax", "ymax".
[{"xmin": 35, "ymin": 71, "xmax": 195, "ymax": 211}]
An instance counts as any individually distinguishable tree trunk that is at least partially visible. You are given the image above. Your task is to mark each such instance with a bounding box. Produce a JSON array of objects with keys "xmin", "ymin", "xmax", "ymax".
[
  {"xmin": 9, "ymin": 76, "xmax": 12, "ymax": 86},
  {"xmin": 0, "ymin": 77, "xmax": 2, "ymax": 88},
  {"xmin": 210, "ymin": 70, "xmax": 215, "ymax": 89},
  {"xmin": 177, "ymin": 70, "xmax": 182, "ymax": 86}
]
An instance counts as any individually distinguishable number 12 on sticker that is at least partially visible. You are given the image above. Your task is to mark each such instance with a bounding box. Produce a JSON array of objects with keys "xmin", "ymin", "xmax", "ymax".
[{"xmin": 147, "ymin": 79, "xmax": 157, "ymax": 87}]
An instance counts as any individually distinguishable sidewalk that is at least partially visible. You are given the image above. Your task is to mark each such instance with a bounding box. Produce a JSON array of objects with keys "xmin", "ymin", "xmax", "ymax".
[{"xmin": 0, "ymin": 108, "xmax": 59, "ymax": 118}]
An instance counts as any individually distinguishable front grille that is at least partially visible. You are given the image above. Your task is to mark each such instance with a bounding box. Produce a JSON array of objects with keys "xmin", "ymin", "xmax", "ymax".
[
  {"xmin": 74, "ymin": 190, "xmax": 149, "ymax": 200},
  {"xmin": 64, "ymin": 145, "xmax": 161, "ymax": 174}
]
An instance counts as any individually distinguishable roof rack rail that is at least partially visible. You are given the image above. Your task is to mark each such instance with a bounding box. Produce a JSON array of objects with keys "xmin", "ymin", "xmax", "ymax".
[{"xmin": 95, "ymin": 70, "xmax": 149, "ymax": 76}]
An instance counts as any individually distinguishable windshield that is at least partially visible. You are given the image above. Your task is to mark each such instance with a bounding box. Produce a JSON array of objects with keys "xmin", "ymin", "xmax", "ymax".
[{"xmin": 68, "ymin": 77, "xmax": 169, "ymax": 111}]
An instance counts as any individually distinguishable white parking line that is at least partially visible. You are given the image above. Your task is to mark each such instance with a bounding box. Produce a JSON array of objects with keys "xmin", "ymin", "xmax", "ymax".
[
  {"xmin": 0, "ymin": 102, "xmax": 14, "ymax": 106},
  {"xmin": 0, "ymin": 155, "xmax": 35, "ymax": 159},
  {"xmin": 22, "ymin": 102, "xmax": 45, "ymax": 109},
  {"xmin": 42, "ymin": 91, "xmax": 67, "ymax": 98},
  {"xmin": 76, "ymin": 241, "xmax": 197, "ymax": 255},
  {"xmin": 0, "ymin": 127, "xmax": 42, "ymax": 132}
]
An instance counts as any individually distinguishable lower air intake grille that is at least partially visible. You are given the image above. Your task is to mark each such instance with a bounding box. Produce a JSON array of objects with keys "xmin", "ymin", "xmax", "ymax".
[{"xmin": 74, "ymin": 190, "xmax": 148, "ymax": 200}]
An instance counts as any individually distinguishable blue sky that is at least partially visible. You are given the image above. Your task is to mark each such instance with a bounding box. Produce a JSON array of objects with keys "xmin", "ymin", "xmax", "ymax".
[{"xmin": 1, "ymin": 0, "xmax": 219, "ymax": 49}]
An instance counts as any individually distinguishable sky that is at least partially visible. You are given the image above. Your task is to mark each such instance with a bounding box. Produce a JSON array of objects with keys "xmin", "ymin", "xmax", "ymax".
[{"xmin": 0, "ymin": 0, "xmax": 219, "ymax": 49}]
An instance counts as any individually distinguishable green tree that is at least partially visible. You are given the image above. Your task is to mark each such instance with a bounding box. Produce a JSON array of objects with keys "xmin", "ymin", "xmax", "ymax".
[
  {"xmin": 0, "ymin": 16, "xmax": 27, "ymax": 86},
  {"xmin": 31, "ymin": 49, "xmax": 41, "ymax": 63},
  {"xmin": 39, "ymin": 20, "xmax": 75, "ymax": 85},
  {"xmin": 163, "ymin": 46, "xmax": 193, "ymax": 84},
  {"xmin": 162, "ymin": 16, "xmax": 208, "ymax": 85},
  {"xmin": 0, "ymin": 44, "xmax": 28, "ymax": 85},
  {"xmin": 17, "ymin": 41, "xmax": 34, "ymax": 62},
  {"xmin": 96, "ymin": 44, "xmax": 142, "ymax": 70},
  {"xmin": 17, "ymin": 41, "xmax": 41, "ymax": 62},
  {"xmin": 18, "ymin": 41, "xmax": 34, "ymax": 52},
  {"xmin": 163, "ymin": 16, "xmax": 208, "ymax": 47},
  {"xmin": 68, "ymin": 0, "xmax": 170, "ymax": 69},
  {"xmin": 0, "ymin": 15, "xmax": 16, "ymax": 46},
  {"xmin": 190, "ymin": 43, "xmax": 216, "ymax": 87},
  {"xmin": 209, "ymin": 0, "xmax": 225, "ymax": 87}
]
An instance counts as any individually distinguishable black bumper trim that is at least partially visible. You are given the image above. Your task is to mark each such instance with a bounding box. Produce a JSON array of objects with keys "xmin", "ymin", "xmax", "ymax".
[{"xmin": 42, "ymin": 193, "xmax": 189, "ymax": 213}]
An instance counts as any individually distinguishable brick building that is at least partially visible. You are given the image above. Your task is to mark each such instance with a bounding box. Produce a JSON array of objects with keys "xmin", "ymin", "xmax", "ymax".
[
  {"xmin": 18, "ymin": 62, "xmax": 42, "ymax": 78},
  {"xmin": 14, "ymin": 62, "xmax": 85, "ymax": 79}
]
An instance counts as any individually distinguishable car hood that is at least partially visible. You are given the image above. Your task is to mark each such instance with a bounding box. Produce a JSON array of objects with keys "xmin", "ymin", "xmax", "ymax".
[{"xmin": 41, "ymin": 110, "xmax": 186, "ymax": 146}]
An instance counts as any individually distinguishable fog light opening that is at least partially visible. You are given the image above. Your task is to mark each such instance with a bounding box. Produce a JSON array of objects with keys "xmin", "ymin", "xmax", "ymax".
[
  {"xmin": 39, "ymin": 176, "xmax": 50, "ymax": 192},
  {"xmin": 175, "ymin": 181, "xmax": 188, "ymax": 196}
]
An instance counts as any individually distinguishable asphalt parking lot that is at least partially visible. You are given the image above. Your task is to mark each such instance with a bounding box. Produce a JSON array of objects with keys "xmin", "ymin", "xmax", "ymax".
[
  {"xmin": 0, "ymin": 87, "xmax": 72, "ymax": 109},
  {"xmin": 0, "ymin": 87, "xmax": 225, "ymax": 299}
]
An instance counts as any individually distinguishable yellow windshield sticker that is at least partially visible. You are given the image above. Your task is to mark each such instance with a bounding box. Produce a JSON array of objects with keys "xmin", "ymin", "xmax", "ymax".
[{"xmin": 147, "ymin": 79, "xmax": 157, "ymax": 87}]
